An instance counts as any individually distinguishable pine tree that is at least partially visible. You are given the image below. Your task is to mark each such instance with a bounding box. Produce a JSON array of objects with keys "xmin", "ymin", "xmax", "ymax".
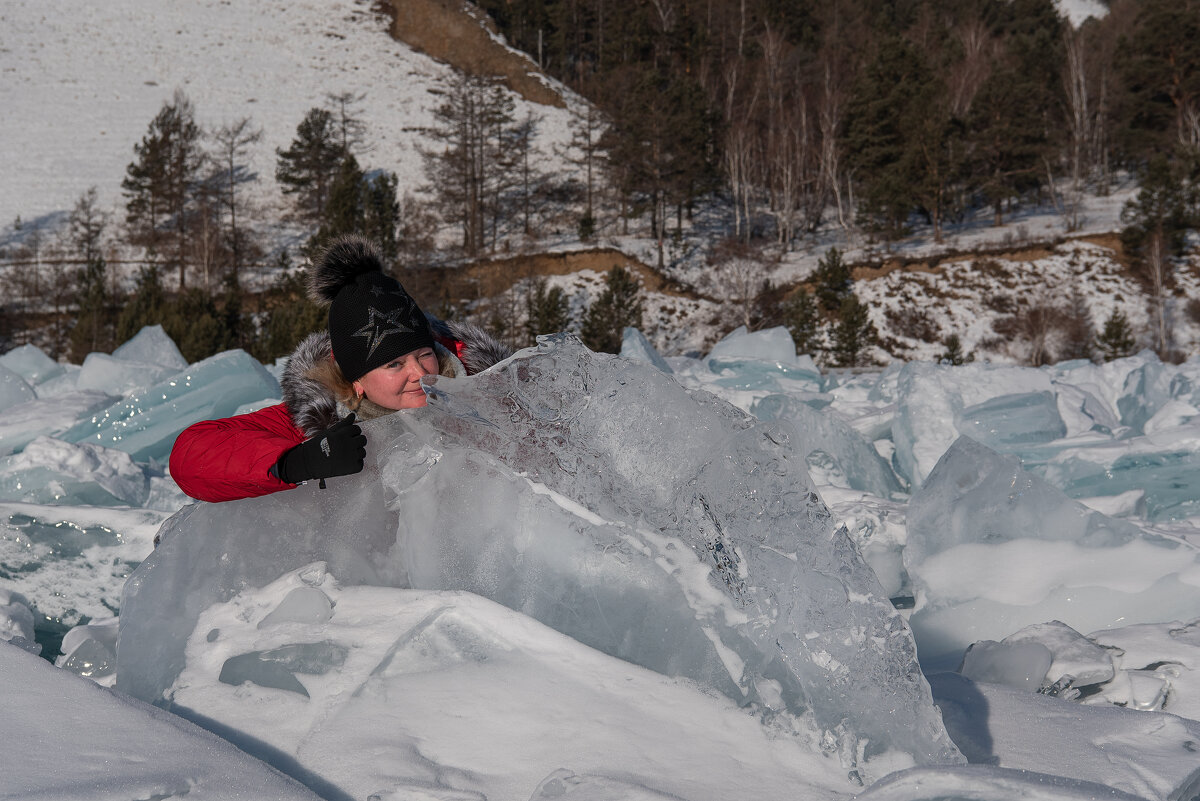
[
  {"xmin": 251, "ymin": 267, "xmax": 326, "ymax": 363},
  {"xmin": 276, "ymin": 108, "xmax": 346, "ymax": 226},
  {"xmin": 1113, "ymin": 0, "xmax": 1200, "ymax": 157},
  {"xmin": 843, "ymin": 36, "xmax": 942, "ymax": 239},
  {"xmin": 69, "ymin": 254, "xmax": 114, "ymax": 362},
  {"xmin": 782, "ymin": 288, "xmax": 820, "ymax": 357},
  {"xmin": 829, "ymin": 295, "xmax": 877, "ymax": 368},
  {"xmin": 814, "ymin": 248, "xmax": 852, "ymax": 312},
  {"xmin": 421, "ymin": 74, "xmax": 519, "ymax": 257},
  {"xmin": 938, "ymin": 334, "xmax": 973, "ymax": 366},
  {"xmin": 115, "ymin": 266, "xmax": 167, "ymax": 345},
  {"xmin": 363, "ymin": 171, "xmax": 400, "ymax": 265},
  {"xmin": 1060, "ymin": 285, "xmax": 1096, "ymax": 362},
  {"xmin": 1096, "ymin": 308, "xmax": 1137, "ymax": 361},
  {"xmin": 312, "ymin": 155, "xmax": 367, "ymax": 251},
  {"xmin": 122, "ymin": 91, "xmax": 203, "ymax": 289},
  {"xmin": 1120, "ymin": 155, "xmax": 1191, "ymax": 259},
  {"xmin": 525, "ymin": 277, "xmax": 570, "ymax": 344},
  {"xmin": 160, "ymin": 288, "xmax": 228, "ymax": 363},
  {"xmin": 580, "ymin": 266, "xmax": 643, "ymax": 353}
]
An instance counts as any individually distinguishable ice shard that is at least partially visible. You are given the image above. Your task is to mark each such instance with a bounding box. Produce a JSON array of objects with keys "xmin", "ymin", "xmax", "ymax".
[
  {"xmin": 119, "ymin": 334, "xmax": 961, "ymax": 776},
  {"xmin": 60, "ymin": 349, "xmax": 280, "ymax": 462},
  {"xmin": 905, "ymin": 436, "xmax": 1200, "ymax": 669}
]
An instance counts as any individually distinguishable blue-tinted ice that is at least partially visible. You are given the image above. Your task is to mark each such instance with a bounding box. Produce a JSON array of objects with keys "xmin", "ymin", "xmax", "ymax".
[
  {"xmin": 60, "ymin": 349, "xmax": 279, "ymax": 462},
  {"xmin": 118, "ymin": 334, "xmax": 962, "ymax": 775}
]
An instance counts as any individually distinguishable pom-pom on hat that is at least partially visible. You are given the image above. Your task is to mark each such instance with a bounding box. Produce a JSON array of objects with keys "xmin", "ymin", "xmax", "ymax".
[{"xmin": 308, "ymin": 235, "xmax": 435, "ymax": 383}]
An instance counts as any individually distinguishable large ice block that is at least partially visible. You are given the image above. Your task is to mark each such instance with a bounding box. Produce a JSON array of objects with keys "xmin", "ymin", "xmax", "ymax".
[
  {"xmin": 0, "ymin": 364, "xmax": 36, "ymax": 407},
  {"xmin": 119, "ymin": 334, "xmax": 961, "ymax": 777},
  {"xmin": 0, "ymin": 390, "xmax": 114, "ymax": 457},
  {"xmin": 75, "ymin": 353, "xmax": 181, "ymax": 397},
  {"xmin": 707, "ymin": 325, "xmax": 800, "ymax": 363},
  {"xmin": 0, "ymin": 641, "xmax": 323, "ymax": 801},
  {"xmin": 59, "ymin": 349, "xmax": 280, "ymax": 462},
  {"xmin": 0, "ymin": 436, "xmax": 149, "ymax": 506},
  {"xmin": 1042, "ymin": 425, "xmax": 1200, "ymax": 522},
  {"xmin": 620, "ymin": 326, "xmax": 673, "ymax": 373},
  {"xmin": 111, "ymin": 324, "xmax": 188, "ymax": 370},
  {"xmin": 751, "ymin": 393, "xmax": 903, "ymax": 498},
  {"xmin": 891, "ymin": 363, "xmax": 1064, "ymax": 487},
  {"xmin": 162, "ymin": 568, "xmax": 853, "ymax": 801},
  {"xmin": 904, "ymin": 436, "xmax": 1200, "ymax": 669},
  {"xmin": 0, "ymin": 343, "xmax": 65, "ymax": 386},
  {"xmin": 700, "ymin": 326, "xmax": 824, "ymax": 395}
]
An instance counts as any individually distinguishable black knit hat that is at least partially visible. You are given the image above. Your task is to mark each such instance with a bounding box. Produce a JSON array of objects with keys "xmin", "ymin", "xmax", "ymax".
[{"xmin": 308, "ymin": 235, "xmax": 435, "ymax": 382}]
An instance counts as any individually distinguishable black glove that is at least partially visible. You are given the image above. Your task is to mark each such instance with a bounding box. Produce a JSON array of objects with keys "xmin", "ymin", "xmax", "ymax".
[{"xmin": 275, "ymin": 414, "xmax": 366, "ymax": 485}]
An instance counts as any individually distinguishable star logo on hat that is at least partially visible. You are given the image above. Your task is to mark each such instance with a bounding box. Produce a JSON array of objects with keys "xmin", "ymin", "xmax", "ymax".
[{"xmin": 352, "ymin": 304, "xmax": 414, "ymax": 360}]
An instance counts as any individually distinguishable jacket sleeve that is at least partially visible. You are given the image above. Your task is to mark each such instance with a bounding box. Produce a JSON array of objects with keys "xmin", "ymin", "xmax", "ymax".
[{"xmin": 169, "ymin": 403, "xmax": 305, "ymax": 503}]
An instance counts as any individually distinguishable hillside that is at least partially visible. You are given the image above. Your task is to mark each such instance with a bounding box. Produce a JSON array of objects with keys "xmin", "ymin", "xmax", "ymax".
[
  {"xmin": 1, "ymin": 0, "xmax": 1197, "ymax": 364},
  {"xmin": 0, "ymin": 0, "xmax": 577, "ymax": 241}
]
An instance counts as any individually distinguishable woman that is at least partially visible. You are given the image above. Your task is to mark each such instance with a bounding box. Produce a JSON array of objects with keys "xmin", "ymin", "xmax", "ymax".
[{"xmin": 169, "ymin": 235, "xmax": 511, "ymax": 503}]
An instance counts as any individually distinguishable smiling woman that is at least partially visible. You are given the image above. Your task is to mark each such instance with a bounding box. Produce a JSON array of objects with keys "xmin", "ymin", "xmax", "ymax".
[
  {"xmin": 353, "ymin": 346, "xmax": 440, "ymax": 411},
  {"xmin": 168, "ymin": 235, "xmax": 512, "ymax": 504}
]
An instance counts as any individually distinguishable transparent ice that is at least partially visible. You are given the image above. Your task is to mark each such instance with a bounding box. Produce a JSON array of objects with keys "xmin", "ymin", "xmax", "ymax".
[
  {"xmin": 1042, "ymin": 430, "xmax": 1200, "ymax": 522},
  {"xmin": 60, "ymin": 349, "xmax": 280, "ymax": 462},
  {"xmin": 905, "ymin": 436, "xmax": 1200, "ymax": 668},
  {"xmin": 959, "ymin": 639, "xmax": 1054, "ymax": 690},
  {"xmin": 0, "ymin": 588, "xmax": 40, "ymax": 654},
  {"xmin": 56, "ymin": 615, "xmax": 120, "ymax": 681},
  {"xmin": 0, "ymin": 436, "xmax": 148, "ymax": 506},
  {"xmin": 110, "ymin": 324, "xmax": 189, "ymax": 370},
  {"xmin": 619, "ymin": 326, "xmax": 674, "ymax": 373},
  {"xmin": 0, "ymin": 343, "xmax": 66, "ymax": 386},
  {"xmin": 0, "ymin": 389, "xmax": 114, "ymax": 456},
  {"xmin": 892, "ymin": 362, "xmax": 1064, "ymax": 487},
  {"xmin": 119, "ymin": 334, "xmax": 962, "ymax": 775},
  {"xmin": 0, "ymin": 364, "xmax": 37, "ymax": 408},
  {"xmin": 999, "ymin": 620, "xmax": 1115, "ymax": 688},
  {"xmin": 752, "ymin": 393, "xmax": 903, "ymax": 498},
  {"xmin": 75, "ymin": 352, "xmax": 182, "ymax": 397},
  {"xmin": 702, "ymin": 326, "xmax": 824, "ymax": 394}
]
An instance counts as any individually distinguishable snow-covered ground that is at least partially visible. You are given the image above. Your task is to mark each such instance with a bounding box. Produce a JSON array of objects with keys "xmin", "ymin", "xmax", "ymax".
[{"xmin": 1, "ymin": 321, "xmax": 1200, "ymax": 800}]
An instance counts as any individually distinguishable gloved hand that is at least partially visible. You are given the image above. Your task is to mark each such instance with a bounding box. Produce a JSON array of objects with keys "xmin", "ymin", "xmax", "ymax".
[{"xmin": 274, "ymin": 413, "xmax": 366, "ymax": 485}]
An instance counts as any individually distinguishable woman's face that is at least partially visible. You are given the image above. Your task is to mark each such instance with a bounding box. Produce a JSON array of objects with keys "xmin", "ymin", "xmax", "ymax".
[{"xmin": 353, "ymin": 347, "xmax": 439, "ymax": 410}]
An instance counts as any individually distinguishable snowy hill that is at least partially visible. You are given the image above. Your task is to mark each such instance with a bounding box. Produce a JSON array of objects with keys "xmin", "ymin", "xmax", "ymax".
[
  {"xmin": 5, "ymin": 0, "xmax": 1195, "ymax": 366},
  {"xmin": 0, "ymin": 0, "xmax": 575, "ymax": 240}
]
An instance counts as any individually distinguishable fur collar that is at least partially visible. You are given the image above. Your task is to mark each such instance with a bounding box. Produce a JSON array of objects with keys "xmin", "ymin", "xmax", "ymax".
[{"xmin": 280, "ymin": 319, "xmax": 513, "ymax": 437}]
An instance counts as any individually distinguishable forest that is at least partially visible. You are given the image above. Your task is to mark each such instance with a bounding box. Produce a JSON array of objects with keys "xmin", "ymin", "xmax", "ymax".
[{"xmin": 1, "ymin": 0, "xmax": 1197, "ymax": 366}]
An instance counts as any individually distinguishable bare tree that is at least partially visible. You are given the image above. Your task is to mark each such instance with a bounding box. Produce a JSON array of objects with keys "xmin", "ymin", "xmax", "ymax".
[
  {"xmin": 325, "ymin": 90, "xmax": 370, "ymax": 155},
  {"xmin": 947, "ymin": 17, "xmax": 994, "ymax": 118},
  {"xmin": 817, "ymin": 58, "xmax": 848, "ymax": 232},
  {"xmin": 1062, "ymin": 27, "xmax": 1093, "ymax": 230},
  {"xmin": 707, "ymin": 240, "xmax": 776, "ymax": 329},
  {"xmin": 1144, "ymin": 229, "xmax": 1173, "ymax": 358},
  {"xmin": 210, "ymin": 117, "xmax": 262, "ymax": 283},
  {"xmin": 68, "ymin": 187, "xmax": 108, "ymax": 265},
  {"xmin": 421, "ymin": 74, "xmax": 518, "ymax": 257},
  {"xmin": 560, "ymin": 102, "xmax": 606, "ymax": 235}
]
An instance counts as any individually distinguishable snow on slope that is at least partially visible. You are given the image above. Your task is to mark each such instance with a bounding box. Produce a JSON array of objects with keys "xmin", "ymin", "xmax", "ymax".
[
  {"xmin": 1055, "ymin": 0, "xmax": 1108, "ymax": 27},
  {"xmin": 0, "ymin": 0, "xmax": 575, "ymax": 243}
]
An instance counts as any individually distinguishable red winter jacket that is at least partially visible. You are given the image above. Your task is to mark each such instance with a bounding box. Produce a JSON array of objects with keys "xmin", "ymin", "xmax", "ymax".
[
  {"xmin": 170, "ymin": 402, "xmax": 304, "ymax": 502},
  {"xmin": 169, "ymin": 321, "xmax": 512, "ymax": 504}
]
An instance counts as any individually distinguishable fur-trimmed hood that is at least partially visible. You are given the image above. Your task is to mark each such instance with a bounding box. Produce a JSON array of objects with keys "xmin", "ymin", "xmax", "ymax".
[{"xmin": 280, "ymin": 317, "xmax": 513, "ymax": 437}]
